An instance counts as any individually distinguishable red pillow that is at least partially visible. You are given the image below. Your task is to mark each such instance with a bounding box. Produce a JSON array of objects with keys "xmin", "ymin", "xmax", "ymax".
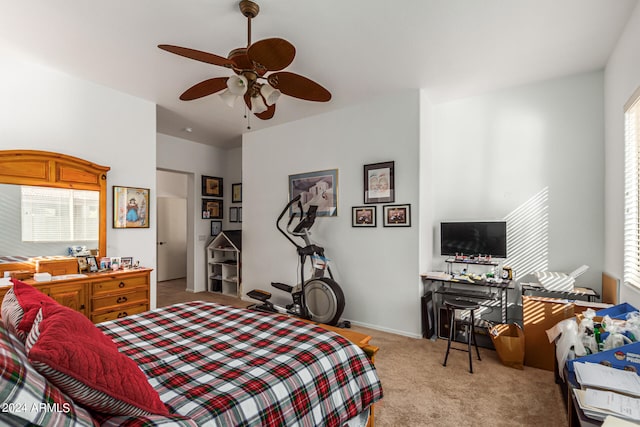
[
  {"xmin": 1, "ymin": 278, "xmax": 59, "ymax": 341},
  {"xmin": 25, "ymin": 303, "xmax": 169, "ymax": 416}
]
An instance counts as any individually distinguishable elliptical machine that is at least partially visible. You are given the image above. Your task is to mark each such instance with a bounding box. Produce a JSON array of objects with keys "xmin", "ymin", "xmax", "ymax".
[{"xmin": 248, "ymin": 195, "xmax": 348, "ymax": 327}]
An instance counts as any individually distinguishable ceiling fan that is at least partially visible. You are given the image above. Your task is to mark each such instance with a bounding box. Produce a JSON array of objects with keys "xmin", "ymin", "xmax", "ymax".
[{"xmin": 158, "ymin": 0, "xmax": 331, "ymax": 122}]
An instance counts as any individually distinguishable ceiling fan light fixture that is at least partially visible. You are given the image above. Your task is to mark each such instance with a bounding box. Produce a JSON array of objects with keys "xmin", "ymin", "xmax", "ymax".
[
  {"xmin": 219, "ymin": 89, "xmax": 238, "ymax": 108},
  {"xmin": 251, "ymin": 94, "xmax": 268, "ymax": 114},
  {"xmin": 260, "ymin": 83, "xmax": 281, "ymax": 106},
  {"xmin": 226, "ymin": 74, "xmax": 248, "ymax": 96}
]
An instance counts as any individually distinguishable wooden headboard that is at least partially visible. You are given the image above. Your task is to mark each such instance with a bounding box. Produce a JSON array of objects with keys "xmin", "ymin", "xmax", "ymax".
[{"xmin": 602, "ymin": 272, "xmax": 619, "ymax": 304}]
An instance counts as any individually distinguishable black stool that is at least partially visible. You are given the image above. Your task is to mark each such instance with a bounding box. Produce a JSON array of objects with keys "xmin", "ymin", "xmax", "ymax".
[{"xmin": 442, "ymin": 298, "xmax": 481, "ymax": 373}]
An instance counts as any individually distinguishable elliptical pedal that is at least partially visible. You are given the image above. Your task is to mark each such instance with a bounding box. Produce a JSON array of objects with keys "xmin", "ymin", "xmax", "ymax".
[
  {"xmin": 247, "ymin": 289, "xmax": 272, "ymax": 302},
  {"xmin": 271, "ymin": 282, "xmax": 294, "ymax": 293}
]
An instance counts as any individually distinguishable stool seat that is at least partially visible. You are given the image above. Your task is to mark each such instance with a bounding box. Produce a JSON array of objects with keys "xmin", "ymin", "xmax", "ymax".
[
  {"xmin": 442, "ymin": 298, "xmax": 481, "ymax": 373},
  {"xmin": 444, "ymin": 298, "xmax": 480, "ymax": 311}
]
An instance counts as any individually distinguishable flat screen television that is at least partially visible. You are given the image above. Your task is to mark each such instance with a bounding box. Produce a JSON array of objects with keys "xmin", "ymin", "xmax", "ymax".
[{"xmin": 440, "ymin": 221, "xmax": 507, "ymax": 258}]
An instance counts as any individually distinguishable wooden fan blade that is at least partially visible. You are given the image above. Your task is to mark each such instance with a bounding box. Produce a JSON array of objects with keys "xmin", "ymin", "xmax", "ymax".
[
  {"xmin": 180, "ymin": 77, "xmax": 228, "ymax": 100},
  {"xmin": 247, "ymin": 38, "xmax": 295, "ymax": 72},
  {"xmin": 158, "ymin": 44, "xmax": 234, "ymax": 67},
  {"xmin": 268, "ymin": 71, "xmax": 331, "ymax": 102},
  {"xmin": 255, "ymin": 103, "xmax": 276, "ymax": 120}
]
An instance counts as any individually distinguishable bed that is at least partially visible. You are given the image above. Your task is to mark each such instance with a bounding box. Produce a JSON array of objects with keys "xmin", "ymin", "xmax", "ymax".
[{"xmin": 1, "ymin": 280, "xmax": 383, "ymax": 427}]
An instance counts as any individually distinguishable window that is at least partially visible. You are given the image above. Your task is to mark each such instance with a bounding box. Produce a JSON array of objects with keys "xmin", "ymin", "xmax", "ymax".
[
  {"xmin": 21, "ymin": 186, "xmax": 99, "ymax": 242},
  {"xmin": 624, "ymin": 88, "xmax": 640, "ymax": 288}
]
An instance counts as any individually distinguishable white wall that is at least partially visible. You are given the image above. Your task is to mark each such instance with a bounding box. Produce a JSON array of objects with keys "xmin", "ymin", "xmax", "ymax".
[
  {"xmin": 225, "ymin": 147, "xmax": 243, "ymax": 232},
  {"xmin": 604, "ymin": 2, "xmax": 640, "ymax": 305},
  {"xmin": 0, "ymin": 52, "xmax": 158, "ymax": 304},
  {"xmin": 156, "ymin": 134, "xmax": 240, "ymax": 292},
  {"xmin": 430, "ymin": 71, "xmax": 605, "ymax": 289},
  {"xmin": 243, "ymin": 92, "xmax": 422, "ymax": 336}
]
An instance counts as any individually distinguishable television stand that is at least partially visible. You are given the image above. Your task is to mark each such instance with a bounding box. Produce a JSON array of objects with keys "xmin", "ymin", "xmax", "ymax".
[{"xmin": 444, "ymin": 258, "xmax": 499, "ymax": 275}]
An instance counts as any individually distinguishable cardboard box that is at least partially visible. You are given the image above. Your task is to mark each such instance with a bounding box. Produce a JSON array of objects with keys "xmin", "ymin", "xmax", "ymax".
[{"xmin": 523, "ymin": 296, "xmax": 575, "ymax": 371}]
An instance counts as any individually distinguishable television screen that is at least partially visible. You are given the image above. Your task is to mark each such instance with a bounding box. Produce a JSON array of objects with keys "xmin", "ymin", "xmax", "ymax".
[{"xmin": 440, "ymin": 221, "xmax": 507, "ymax": 258}]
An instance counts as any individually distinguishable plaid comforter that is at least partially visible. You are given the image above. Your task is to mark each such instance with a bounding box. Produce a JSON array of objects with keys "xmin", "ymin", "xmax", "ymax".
[{"xmin": 95, "ymin": 301, "xmax": 383, "ymax": 427}]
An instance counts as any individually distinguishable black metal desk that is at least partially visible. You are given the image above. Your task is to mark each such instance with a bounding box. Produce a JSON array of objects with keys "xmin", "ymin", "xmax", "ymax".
[
  {"xmin": 522, "ymin": 283, "xmax": 600, "ymax": 302},
  {"xmin": 421, "ymin": 274, "xmax": 514, "ymax": 324}
]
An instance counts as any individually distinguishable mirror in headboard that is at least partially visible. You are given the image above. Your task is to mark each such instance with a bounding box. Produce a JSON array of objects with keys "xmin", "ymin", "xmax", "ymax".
[{"xmin": 0, "ymin": 150, "xmax": 110, "ymax": 263}]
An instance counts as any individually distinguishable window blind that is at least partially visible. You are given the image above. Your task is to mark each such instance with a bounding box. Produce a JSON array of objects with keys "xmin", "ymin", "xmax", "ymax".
[
  {"xmin": 624, "ymin": 89, "xmax": 640, "ymax": 289},
  {"xmin": 21, "ymin": 186, "xmax": 99, "ymax": 242}
]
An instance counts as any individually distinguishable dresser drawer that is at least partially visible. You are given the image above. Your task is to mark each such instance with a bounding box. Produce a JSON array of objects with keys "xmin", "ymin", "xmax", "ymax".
[
  {"xmin": 91, "ymin": 303, "xmax": 148, "ymax": 323},
  {"xmin": 92, "ymin": 289, "xmax": 148, "ymax": 311},
  {"xmin": 92, "ymin": 275, "xmax": 149, "ymax": 295}
]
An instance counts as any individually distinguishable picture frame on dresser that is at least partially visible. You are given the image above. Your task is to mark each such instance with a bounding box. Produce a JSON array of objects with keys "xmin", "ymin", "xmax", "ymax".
[
  {"xmin": 86, "ymin": 256, "xmax": 99, "ymax": 272},
  {"xmin": 120, "ymin": 257, "xmax": 133, "ymax": 269}
]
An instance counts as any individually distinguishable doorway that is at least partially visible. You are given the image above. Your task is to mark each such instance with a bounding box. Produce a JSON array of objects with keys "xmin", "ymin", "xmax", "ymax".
[{"xmin": 156, "ymin": 170, "xmax": 188, "ymax": 282}]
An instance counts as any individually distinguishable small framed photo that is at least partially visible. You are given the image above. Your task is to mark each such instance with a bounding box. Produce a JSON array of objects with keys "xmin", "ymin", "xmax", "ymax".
[
  {"xmin": 352, "ymin": 206, "xmax": 377, "ymax": 227},
  {"xmin": 113, "ymin": 186, "xmax": 150, "ymax": 228},
  {"xmin": 383, "ymin": 204, "xmax": 411, "ymax": 227},
  {"xmin": 87, "ymin": 256, "xmax": 99, "ymax": 272},
  {"xmin": 120, "ymin": 257, "xmax": 133, "ymax": 269},
  {"xmin": 202, "ymin": 175, "xmax": 223, "ymax": 197},
  {"xmin": 211, "ymin": 220, "xmax": 222, "ymax": 236},
  {"xmin": 229, "ymin": 207, "xmax": 238, "ymax": 222},
  {"xmin": 232, "ymin": 183, "xmax": 242, "ymax": 203},
  {"xmin": 99, "ymin": 257, "xmax": 111, "ymax": 270},
  {"xmin": 364, "ymin": 161, "xmax": 395, "ymax": 204},
  {"xmin": 110, "ymin": 257, "xmax": 121, "ymax": 270},
  {"xmin": 77, "ymin": 256, "xmax": 89, "ymax": 273},
  {"xmin": 202, "ymin": 199, "xmax": 223, "ymax": 219}
]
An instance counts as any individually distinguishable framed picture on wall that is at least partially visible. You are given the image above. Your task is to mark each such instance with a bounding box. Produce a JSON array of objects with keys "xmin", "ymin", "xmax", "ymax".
[
  {"xmin": 352, "ymin": 206, "xmax": 376, "ymax": 227},
  {"xmin": 288, "ymin": 169, "xmax": 338, "ymax": 217},
  {"xmin": 202, "ymin": 175, "xmax": 223, "ymax": 197},
  {"xmin": 364, "ymin": 161, "xmax": 395, "ymax": 204},
  {"xmin": 383, "ymin": 204, "xmax": 411, "ymax": 227},
  {"xmin": 211, "ymin": 220, "xmax": 222, "ymax": 236},
  {"xmin": 113, "ymin": 186, "xmax": 150, "ymax": 228},
  {"xmin": 229, "ymin": 207, "xmax": 238, "ymax": 222},
  {"xmin": 232, "ymin": 183, "xmax": 242, "ymax": 203},
  {"xmin": 202, "ymin": 199, "xmax": 223, "ymax": 219}
]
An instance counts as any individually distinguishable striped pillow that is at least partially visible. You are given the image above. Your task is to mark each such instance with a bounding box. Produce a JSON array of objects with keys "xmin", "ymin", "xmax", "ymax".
[
  {"xmin": 0, "ymin": 323, "xmax": 97, "ymax": 426},
  {"xmin": 1, "ymin": 278, "xmax": 58, "ymax": 342},
  {"xmin": 25, "ymin": 304, "xmax": 169, "ymax": 417}
]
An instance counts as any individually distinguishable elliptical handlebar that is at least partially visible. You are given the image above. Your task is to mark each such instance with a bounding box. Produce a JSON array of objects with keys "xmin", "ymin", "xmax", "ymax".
[{"xmin": 277, "ymin": 194, "xmax": 304, "ymax": 249}]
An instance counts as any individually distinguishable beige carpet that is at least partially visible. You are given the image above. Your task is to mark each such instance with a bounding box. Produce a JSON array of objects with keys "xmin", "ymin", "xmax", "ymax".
[{"xmin": 157, "ymin": 279, "xmax": 568, "ymax": 427}]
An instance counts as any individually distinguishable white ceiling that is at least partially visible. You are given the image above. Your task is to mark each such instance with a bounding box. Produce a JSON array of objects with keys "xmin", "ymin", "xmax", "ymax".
[{"xmin": 1, "ymin": 0, "xmax": 637, "ymax": 149}]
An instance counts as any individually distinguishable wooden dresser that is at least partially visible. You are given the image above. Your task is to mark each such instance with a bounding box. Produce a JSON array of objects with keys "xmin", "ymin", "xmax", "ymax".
[{"xmin": 0, "ymin": 268, "xmax": 152, "ymax": 323}]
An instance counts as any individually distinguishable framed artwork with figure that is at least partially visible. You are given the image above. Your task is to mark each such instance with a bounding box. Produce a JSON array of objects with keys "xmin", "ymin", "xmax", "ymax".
[
  {"xmin": 364, "ymin": 161, "xmax": 394, "ymax": 204},
  {"xmin": 113, "ymin": 186, "xmax": 150, "ymax": 228}
]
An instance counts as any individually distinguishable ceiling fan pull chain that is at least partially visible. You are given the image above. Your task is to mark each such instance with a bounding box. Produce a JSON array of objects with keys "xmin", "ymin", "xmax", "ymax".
[{"xmin": 245, "ymin": 106, "xmax": 251, "ymax": 130}]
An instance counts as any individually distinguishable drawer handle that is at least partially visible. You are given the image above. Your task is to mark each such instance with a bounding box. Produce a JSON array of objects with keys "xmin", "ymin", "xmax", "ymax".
[
  {"xmin": 117, "ymin": 312, "xmax": 128, "ymax": 318},
  {"xmin": 116, "ymin": 296, "xmax": 128, "ymax": 304},
  {"xmin": 118, "ymin": 282, "xmax": 125, "ymax": 288}
]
